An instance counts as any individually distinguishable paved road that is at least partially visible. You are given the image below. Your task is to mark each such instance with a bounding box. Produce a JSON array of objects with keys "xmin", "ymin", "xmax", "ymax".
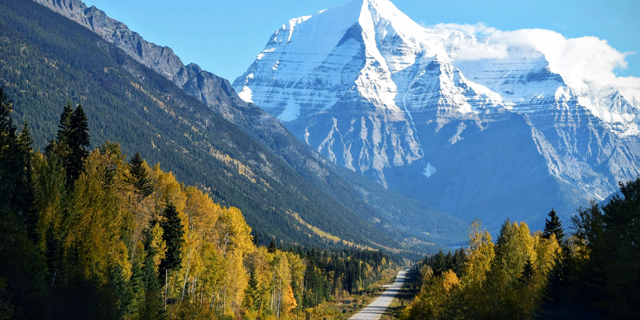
[{"xmin": 348, "ymin": 270, "xmax": 407, "ymax": 320}]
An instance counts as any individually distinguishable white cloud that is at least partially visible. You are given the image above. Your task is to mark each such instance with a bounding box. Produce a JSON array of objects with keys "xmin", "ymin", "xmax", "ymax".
[{"xmin": 434, "ymin": 23, "xmax": 640, "ymax": 89}]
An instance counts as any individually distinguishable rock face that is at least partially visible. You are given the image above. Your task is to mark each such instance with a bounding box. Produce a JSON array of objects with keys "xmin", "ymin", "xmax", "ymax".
[{"xmin": 234, "ymin": 0, "xmax": 640, "ymax": 230}]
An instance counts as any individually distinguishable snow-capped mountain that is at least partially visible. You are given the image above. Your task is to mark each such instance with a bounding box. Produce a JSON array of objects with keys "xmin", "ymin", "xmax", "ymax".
[{"xmin": 234, "ymin": 0, "xmax": 640, "ymax": 230}]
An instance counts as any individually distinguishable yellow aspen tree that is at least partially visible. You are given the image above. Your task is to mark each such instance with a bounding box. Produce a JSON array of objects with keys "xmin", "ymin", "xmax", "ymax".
[
  {"xmin": 463, "ymin": 220, "xmax": 495, "ymax": 287},
  {"xmin": 150, "ymin": 165, "xmax": 186, "ymax": 216},
  {"xmin": 442, "ymin": 270, "xmax": 459, "ymax": 292},
  {"xmin": 285, "ymin": 251, "xmax": 305, "ymax": 309},
  {"xmin": 31, "ymin": 152, "xmax": 66, "ymax": 249}
]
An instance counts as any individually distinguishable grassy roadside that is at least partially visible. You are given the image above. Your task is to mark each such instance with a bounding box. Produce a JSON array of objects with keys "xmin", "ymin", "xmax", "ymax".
[
  {"xmin": 379, "ymin": 269, "xmax": 420, "ymax": 320},
  {"xmin": 292, "ymin": 268, "xmax": 421, "ymax": 320},
  {"xmin": 293, "ymin": 267, "xmax": 404, "ymax": 320}
]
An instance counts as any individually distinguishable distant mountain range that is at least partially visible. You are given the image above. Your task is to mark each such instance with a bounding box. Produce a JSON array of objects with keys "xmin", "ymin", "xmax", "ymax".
[
  {"xmin": 233, "ymin": 0, "xmax": 640, "ymax": 231},
  {"xmin": 10, "ymin": 0, "xmax": 469, "ymax": 255}
]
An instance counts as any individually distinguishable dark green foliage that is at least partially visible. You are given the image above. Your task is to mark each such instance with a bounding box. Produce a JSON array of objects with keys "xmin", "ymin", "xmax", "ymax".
[
  {"xmin": 423, "ymin": 248, "xmax": 466, "ymax": 278},
  {"xmin": 108, "ymin": 263, "xmax": 133, "ymax": 319},
  {"xmin": 17, "ymin": 123, "xmax": 38, "ymax": 242},
  {"xmin": 451, "ymin": 248, "xmax": 466, "ymax": 277},
  {"xmin": 66, "ymin": 105, "xmax": 90, "ymax": 184},
  {"xmin": 432, "ymin": 250, "xmax": 446, "ymax": 277},
  {"xmin": 267, "ymin": 239, "xmax": 277, "ymax": 253},
  {"xmin": 159, "ymin": 203, "xmax": 184, "ymax": 273},
  {"xmin": 45, "ymin": 226, "xmax": 62, "ymax": 286},
  {"xmin": 570, "ymin": 179, "xmax": 640, "ymax": 319},
  {"xmin": 299, "ymin": 248, "xmax": 389, "ymax": 309},
  {"xmin": 542, "ymin": 209, "xmax": 564, "ymax": 243},
  {"xmin": 46, "ymin": 103, "xmax": 90, "ymax": 189},
  {"xmin": 541, "ymin": 178, "xmax": 640, "ymax": 319},
  {"xmin": 128, "ymin": 152, "xmax": 153, "ymax": 197},
  {"xmin": 243, "ymin": 263, "xmax": 259, "ymax": 310},
  {"xmin": 139, "ymin": 224, "xmax": 167, "ymax": 320},
  {"xmin": 55, "ymin": 103, "xmax": 73, "ymax": 148},
  {"xmin": 0, "ymin": 88, "xmax": 49, "ymax": 319},
  {"xmin": 0, "ymin": 87, "xmax": 32, "ymax": 220},
  {"xmin": 519, "ymin": 258, "xmax": 534, "ymax": 284}
]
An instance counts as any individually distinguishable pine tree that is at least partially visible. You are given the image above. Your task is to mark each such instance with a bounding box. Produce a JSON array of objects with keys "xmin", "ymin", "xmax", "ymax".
[
  {"xmin": 244, "ymin": 263, "xmax": 259, "ymax": 310},
  {"xmin": 141, "ymin": 254, "xmax": 166, "ymax": 320},
  {"xmin": 0, "ymin": 88, "xmax": 28, "ymax": 217},
  {"xmin": 542, "ymin": 209, "xmax": 564, "ymax": 243},
  {"xmin": 66, "ymin": 105, "xmax": 90, "ymax": 187},
  {"xmin": 159, "ymin": 203, "xmax": 184, "ymax": 273},
  {"xmin": 128, "ymin": 152, "xmax": 153, "ymax": 197},
  {"xmin": 17, "ymin": 123, "xmax": 37, "ymax": 242},
  {"xmin": 519, "ymin": 258, "xmax": 534, "ymax": 284},
  {"xmin": 432, "ymin": 250, "xmax": 446, "ymax": 277},
  {"xmin": 47, "ymin": 103, "xmax": 90, "ymax": 189},
  {"xmin": 452, "ymin": 248, "xmax": 466, "ymax": 277},
  {"xmin": 268, "ymin": 239, "xmax": 277, "ymax": 253},
  {"xmin": 55, "ymin": 102, "xmax": 74, "ymax": 147}
]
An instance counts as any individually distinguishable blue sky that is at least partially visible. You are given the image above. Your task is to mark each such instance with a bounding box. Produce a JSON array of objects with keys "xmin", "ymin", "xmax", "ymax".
[{"xmin": 83, "ymin": 0, "xmax": 639, "ymax": 83}]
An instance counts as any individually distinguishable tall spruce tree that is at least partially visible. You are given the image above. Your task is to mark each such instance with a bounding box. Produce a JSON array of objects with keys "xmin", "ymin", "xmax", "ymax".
[
  {"xmin": 48, "ymin": 103, "xmax": 90, "ymax": 189},
  {"xmin": 159, "ymin": 203, "xmax": 184, "ymax": 273},
  {"xmin": 268, "ymin": 239, "xmax": 277, "ymax": 253},
  {"xmin": 56, "ymin": 102, "xmax": 73, "ymax": 147},
  {"xmin": 432, "ymin": 250, "xmax": 446, "ymax": 277},
  {"xmin": 519, "ymin": 258, "xmax": 534, "ymax": 284},
  {"xmin": 0, "ymin": 90, "xmax": 36, "ymax": 250},
  {"xmin": 0, "ymin": 88, "xmax": 27, "ymax": 217},
  {"xmin": 542, "ymin": 209, "xmax": 564, "ymax": 243},
  {"xmin": 17, "ymin": 123, "xmax": 37, "ymax": 242},
  {"xmin": 66, "ymin": 105, "xmax": 90, "ymax": 186},
  {"xmin": 128, "ymin": 152, "xmax": 153, "ymax": 198}
]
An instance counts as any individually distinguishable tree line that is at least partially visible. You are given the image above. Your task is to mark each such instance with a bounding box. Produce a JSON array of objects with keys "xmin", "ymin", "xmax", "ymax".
[
  {"xmin": 402, "ymin": 180, "xmax": 639, "ymax": 319},
  {"xmin": 0, "ymin": 90, "xmax": 393, "ymax": 320}
]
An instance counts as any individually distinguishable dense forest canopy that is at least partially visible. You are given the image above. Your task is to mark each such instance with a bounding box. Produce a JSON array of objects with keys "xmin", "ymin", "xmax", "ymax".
[{"xmin": 403, "ymin": 181, "xmax": 640, "ymax": 320}]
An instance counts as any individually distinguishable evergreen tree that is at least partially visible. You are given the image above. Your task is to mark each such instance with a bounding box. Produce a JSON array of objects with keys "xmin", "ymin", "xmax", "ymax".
[
  {"xmin": 268, "ymin": 239, "xmax": 277, "ymax": 253},
  {"xmin": 244, "ymin": 263, "xmax": 259, "ymax": 310},
  {"xmin": 432, "ymin": 250, "xmax": 446, "ymax": 277},
  {"xmin": 141, "ymin": 254, "xmax": 166, "ymax": 320},
  {"xmin": 452, "ymin": 248, "xmax": 466, "ymax": 277},
  {"xmin": 141, "ymin": 224, "xmax": 167, "ymax": 320},
  {"xmin": 66, "ymin": 104, "xmax": 90, "ymax": 186},
  {"xmin": 17, "ymin": 123, "xmax": 37, "ymax": 242},
  {"xmin": 128, "ymin": 152, "xmax": 153, "ymax": 197},
  {"xmin": 0, "ymin": 88, "xmax": 30, "ymax": 218},
  {"xmin": 519, "ymin": 258, "xmax": 534, "ymax": 284},
  {"xmin": 542, "ymin": 209, "xmax": 564, "ymax": 243},
  {"xmin": 47, "ymin": 103, "xmax": 90, "ymax": 189},
  {"xmin": 55, "ymin": 102, "xmax": 74, "ymax": 147},
  {"xmin": 159, "ymin": 203, "xmax": 184, "ymax": 273}
]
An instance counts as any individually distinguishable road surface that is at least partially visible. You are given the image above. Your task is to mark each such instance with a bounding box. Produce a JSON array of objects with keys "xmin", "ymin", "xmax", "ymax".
[{"xmin": 348, "ymin": 270, "xmax": 407, "ymax": 320}]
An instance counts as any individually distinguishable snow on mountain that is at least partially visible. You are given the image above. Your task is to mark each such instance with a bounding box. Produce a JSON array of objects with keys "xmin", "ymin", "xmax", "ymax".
[{"xmin": 234, "ymin": 0, "xmax": 640, "ymax": 230}]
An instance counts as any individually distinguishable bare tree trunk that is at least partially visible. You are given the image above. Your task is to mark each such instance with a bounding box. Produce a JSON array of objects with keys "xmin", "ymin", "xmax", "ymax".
[
  {"xmin": 164, "ymin": 269, "xmax": 168, "ymax": 310},
  {"xmin": 181, "ymin": 252, "xmax": 192, "ymax": 300},
  {"xmin": 223, "ymin": 286, "xmax": 226, "ymax": 314}
]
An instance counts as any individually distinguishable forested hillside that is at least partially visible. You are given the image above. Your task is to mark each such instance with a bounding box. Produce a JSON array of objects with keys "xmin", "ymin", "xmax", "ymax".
[
  {"xmin": 0, "ymin": 0, "xmax": 414, "ymax": 252},
  {"xmin": 0, "ymin": 94, "xmax": 394, "ymax": 319}
]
